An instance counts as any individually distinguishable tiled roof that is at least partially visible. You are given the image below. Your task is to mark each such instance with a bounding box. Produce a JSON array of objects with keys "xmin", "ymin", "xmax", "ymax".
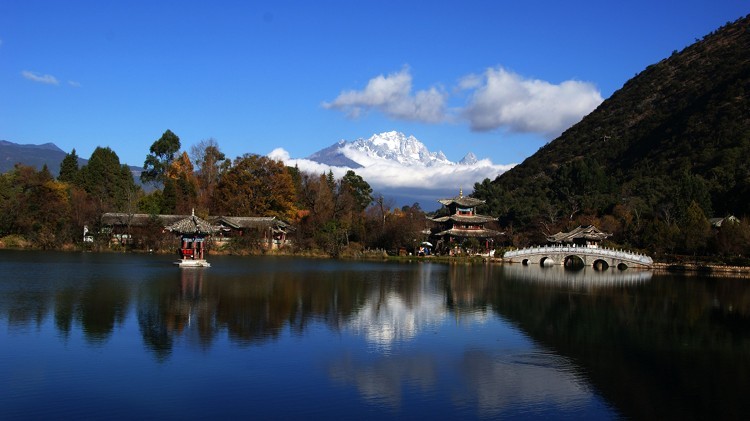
[
  {"xmin": 164, "ymin": 213, "xmax": 217, "ymax": 235},
  {"xmin": 547, "ymin": 225, "xmax": 610, "ymax": 243}
]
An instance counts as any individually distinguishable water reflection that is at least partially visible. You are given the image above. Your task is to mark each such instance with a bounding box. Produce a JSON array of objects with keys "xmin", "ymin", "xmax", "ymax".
[
  {"xmin": 345, "ymin": 263, "xmax": 448, "ymax": 351},
  {"xmin": 503, "ymin": 264, "xmax": 653, "ymax": 286},
  {"xmin": 3, "ymin": 252, "xmax": 750, "ymax": 419}
]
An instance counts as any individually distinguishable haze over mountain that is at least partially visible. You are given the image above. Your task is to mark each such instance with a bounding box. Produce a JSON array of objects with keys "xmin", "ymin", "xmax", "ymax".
[{"xmin": 270, "ymin": 131, "xmax": 514, "ymax": 209}]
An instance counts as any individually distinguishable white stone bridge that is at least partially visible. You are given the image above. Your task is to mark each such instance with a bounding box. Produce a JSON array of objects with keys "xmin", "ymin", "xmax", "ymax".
[{"xmin": 503, "ymin": 245, "xmax": 653, "ymax": 270}]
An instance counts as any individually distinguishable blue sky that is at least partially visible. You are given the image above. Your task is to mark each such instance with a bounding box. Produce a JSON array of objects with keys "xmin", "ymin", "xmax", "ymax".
[{"xmin": 2, "ymin": 1, "xmax": 748, "ymax": 172}]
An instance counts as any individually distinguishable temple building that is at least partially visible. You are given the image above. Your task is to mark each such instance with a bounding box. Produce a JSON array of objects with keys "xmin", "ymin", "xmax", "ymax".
[
  {"xmin": 429, "ymin": 190, "xmax": 501, "ymax": 254},
  {"xmin": 165, "ymin": 210, "xmax": 217, "ymax": 267},
  {"xmin": 547, "ymin": 225, "xmax": 610, "ymax": 248}
]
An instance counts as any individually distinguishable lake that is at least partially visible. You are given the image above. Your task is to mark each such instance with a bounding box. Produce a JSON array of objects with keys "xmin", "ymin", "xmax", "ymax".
[{"xmin": 1, "ymin": 250, "xmax": 749, "ymax": 420}]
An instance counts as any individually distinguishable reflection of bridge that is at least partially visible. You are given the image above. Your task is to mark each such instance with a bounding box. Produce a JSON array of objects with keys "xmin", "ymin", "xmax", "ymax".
[
  {"xmin": 503, "ymin": 245, "xmax": 653, "ymax": 270},
  {"xmin": 502, "ymin": 264, "xmax": 653, "ymax": 285}
]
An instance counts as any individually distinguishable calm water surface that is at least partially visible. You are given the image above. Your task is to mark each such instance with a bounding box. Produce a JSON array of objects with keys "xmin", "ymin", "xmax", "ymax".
[{"xmin": 1, "ymin": 250, "xmax": 749, "ymax": 419}]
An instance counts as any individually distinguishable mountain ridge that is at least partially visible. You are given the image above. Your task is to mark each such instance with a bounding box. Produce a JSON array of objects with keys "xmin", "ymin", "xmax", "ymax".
[{"xmin": 473, "ymin": 14, "xmax": 750, "ymax": 248}]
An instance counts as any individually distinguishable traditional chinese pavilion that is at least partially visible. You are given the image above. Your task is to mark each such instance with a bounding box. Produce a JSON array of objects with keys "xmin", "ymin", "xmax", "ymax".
[
  {"xmin": 547, "ymin": 225, "xmax": 610, "ymax": 248},
  {"xmin": 165, "ymin": 210, "xmax": 218, "ymax": 267},
  {"xmin": 429, "ymin": 190, "xmax": 501, "ymax": 254}
]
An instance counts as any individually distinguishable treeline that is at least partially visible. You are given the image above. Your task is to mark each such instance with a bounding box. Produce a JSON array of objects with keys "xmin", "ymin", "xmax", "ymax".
[{"xmin": 0, "ymin": 130, "xmax": 428, "ymax": 256}]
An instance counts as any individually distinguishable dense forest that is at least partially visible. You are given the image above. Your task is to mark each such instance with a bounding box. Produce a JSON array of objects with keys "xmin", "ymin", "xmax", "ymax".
[
  {"xmin": 473, "ymin": 15, "xmax": 750, "ymax": 263},
  {"xmin": 0, "ymin": 130, "xmax": 428, "ymax": 256}
]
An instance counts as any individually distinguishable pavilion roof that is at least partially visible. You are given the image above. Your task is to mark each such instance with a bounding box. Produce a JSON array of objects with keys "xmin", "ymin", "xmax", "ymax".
[
  {"xmin": 430, "ymin": 214, "xmax": 496, "ymax": 224},
  {"xmin": 165, "ymin": 211, "xmax": 218, "ymax": 235},
  {"xmin": 433, "ymin": 227, "xmax": 503, "ymax": 238},
  {"xmin": 212, "ymin": 216, "xmax": 293, "ymax": 232},
  {"xmin": 547, "ymin": 225, "xmax": 610, "ymax": 243}
]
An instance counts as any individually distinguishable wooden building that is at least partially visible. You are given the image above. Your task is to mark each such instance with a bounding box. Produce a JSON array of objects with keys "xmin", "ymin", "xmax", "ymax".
[
  {"xmin": 100, "ymin": 212, "xmax": 293, "ymax": 250},
  {"xmin": 429, "ymin": 190, "xmax": 501, "ymax": 254},
  {"xmin": 165, "ymin": 210, "xmax": 217, "ymax": 267},
  {"xmin": 212, "ymin": 216, "xmax": 292, "ymax": 249}
]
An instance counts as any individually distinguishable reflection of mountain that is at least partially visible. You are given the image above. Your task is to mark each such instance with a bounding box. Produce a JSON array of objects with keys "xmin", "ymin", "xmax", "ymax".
[
  {"xmin": 345, "ymin": 263, "xmax": 447, "ymax": 350},
  {"xmin": 488, "ymin": 268, "xmax": 750, "ymax": 420}
]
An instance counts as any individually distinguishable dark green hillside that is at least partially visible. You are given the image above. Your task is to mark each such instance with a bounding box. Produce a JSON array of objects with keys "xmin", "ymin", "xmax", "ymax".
[{"xmin": 474, "ymin": 15, "xmax": 750, "ymax": 257}]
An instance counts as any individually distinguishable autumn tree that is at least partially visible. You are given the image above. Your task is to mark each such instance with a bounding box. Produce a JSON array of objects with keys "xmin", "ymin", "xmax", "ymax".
[
  {"xmin": 0, "ymin": 165, "xmax": 71, "ymax": 248},
  {"xmin": 141, "ymin": 129, "xmax": 181, "ymax": 185},
  {"xmin": 190, "ymin": 138, "xmax": 228, "ymax": 213},
  {"xmin": 162, "ymin": 151, "xmax": 199, "ymax": 214},
  {"xmin": 213, "ymin": 154, "xmax": 296, "ymax": 219}
]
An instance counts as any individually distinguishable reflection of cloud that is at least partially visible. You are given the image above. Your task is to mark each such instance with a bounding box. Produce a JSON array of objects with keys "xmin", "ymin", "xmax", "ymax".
[
  {"xmin": 267, "ymin": 148, "xmax": 513, "ymax": 205},
  {"xmin": 328, "ymin": 353, "xmax": 439, "ymax": 407},
  {"xmin": 326, "ymin": 345, "xmax": 596, "ymax": 416},
  {"xmin": 456, "ymin": 350, "xmax": 592, "ymax": 417},
  {"xmin": 344, "ymin": 263, "xmax": 489, "ymax": 350}
]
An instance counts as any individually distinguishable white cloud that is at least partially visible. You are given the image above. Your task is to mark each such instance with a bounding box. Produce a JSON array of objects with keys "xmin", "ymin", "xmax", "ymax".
[
  {"xmin": 21, "ymin": 70, "xmax": 59, "ymax": 85},
  {"xmin": 322, "ymin": 67, "xmax": 447, "ymax": 124},
  {"xmin": 68, "ymin": 80, "xmax": 82, "ymax": 88},
  {"xmin": 325, "ymin": 66, "xmax": 603, "ymax": 139},
  {"xmin": 462, "ymin": 67, "xmax": 603, "ymax": 137}
]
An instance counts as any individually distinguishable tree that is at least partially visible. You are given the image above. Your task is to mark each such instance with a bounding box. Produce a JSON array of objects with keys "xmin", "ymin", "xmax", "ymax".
[
  {"xmin": 213, "ymin": 154, "xmax": 297, "ymax": 219},
  {"xmin": 58, "ymin": 149, "xmax": 80, "ymax": 183},
  {"xmin": 341, "ymin": 170, "xmax": 373, "ymax": 212},
  {"xmin": 79, "ymin": 147, "xmax": 138, "ymax": 212},
  {"xmin": 190, "ymin": 138, "xmax": 228, "ymax": 213},
  {"xmin": 682, "ymin": 201, "xmax": 711, "ymax": 254},
  {"xmin": 141, "ymin": 129, "xmax": 181, "ymax": 185},
  {"xmin": 0, "ymin": 164, "xmax": 71, "ymax": 248},
  {"xmin": 162, "ymin": 152, "xmax": 199, "ymax": 214}
]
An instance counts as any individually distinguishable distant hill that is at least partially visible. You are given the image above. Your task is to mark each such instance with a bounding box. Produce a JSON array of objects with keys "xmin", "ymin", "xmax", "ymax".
[
  {"xmin": 474, "ymin": 15, "xmax": 750, "ymax": 233},
  {"xmin": 0, "ymin": 140, "xmax": 144, "ymax": 181}
]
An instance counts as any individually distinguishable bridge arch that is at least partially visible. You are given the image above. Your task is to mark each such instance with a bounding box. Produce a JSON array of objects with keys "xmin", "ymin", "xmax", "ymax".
[
  {"xmin": 540, "ymin": 257, "xmax": 555, "ymax": 266},
  {"xmin": 617, "ymin": 262, "xmax": 629, "ymax": 270},
  {"xmin": 564, "ymin": 255, "xmax": 585, "ymax": 270},
  {"xmin": 593, "ymin": 259, "xmax": 609, "ymax": 271},
  {"xmin": 522, "ymin": 258, "xmax": 529, "ymax": 266}
]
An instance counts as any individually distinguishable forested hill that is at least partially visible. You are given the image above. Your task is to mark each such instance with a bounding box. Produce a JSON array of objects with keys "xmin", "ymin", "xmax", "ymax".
[{"xmin": 474, "ymin": 14, "xmax": 750, "ymax": 251}]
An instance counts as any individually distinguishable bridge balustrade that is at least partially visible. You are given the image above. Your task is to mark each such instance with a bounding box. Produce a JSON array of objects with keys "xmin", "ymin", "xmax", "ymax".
[{"xmin": 503, "ymin": 245, "xmax": 653, "ymax": 266}]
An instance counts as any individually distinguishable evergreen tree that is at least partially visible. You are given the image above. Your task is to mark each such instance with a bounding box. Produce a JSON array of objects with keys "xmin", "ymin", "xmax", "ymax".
[
  {"xmin": 79, "ymin": 147, "xmax": 138, "ymax": 212},
  {"xmin": 58, "ymin": 149, "xmax": 80, "ymax": 183}
]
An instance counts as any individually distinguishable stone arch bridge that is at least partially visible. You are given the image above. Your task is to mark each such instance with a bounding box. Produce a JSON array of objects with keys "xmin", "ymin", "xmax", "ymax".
[{"xmin": 503, "ymin": 245, "xmax": 653, "ymax": 270}]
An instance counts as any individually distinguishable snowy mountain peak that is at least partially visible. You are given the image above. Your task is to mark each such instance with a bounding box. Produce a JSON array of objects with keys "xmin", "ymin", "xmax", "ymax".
[
  {"xmin": 306, "ymin": 131, "xmax": 489, "ymax": 170},
  {"xmin": 459, "ymin": 152, "xmax": 478, "ymax": 165},
  {"xmin": 346, "ymin": 132, "xmax": 453, "ymax": 167}
]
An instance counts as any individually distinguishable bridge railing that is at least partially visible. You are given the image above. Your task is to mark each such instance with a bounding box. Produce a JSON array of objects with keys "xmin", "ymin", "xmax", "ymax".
[{"xmin": 503, "ymin": 245, "xmax": 653, "ymax": 265}]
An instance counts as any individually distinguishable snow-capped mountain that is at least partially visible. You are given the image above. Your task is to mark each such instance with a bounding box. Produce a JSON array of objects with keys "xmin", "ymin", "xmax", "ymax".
[{"xmin": 308, "ymin": 131, "xmax": 475, "ymax": 168}]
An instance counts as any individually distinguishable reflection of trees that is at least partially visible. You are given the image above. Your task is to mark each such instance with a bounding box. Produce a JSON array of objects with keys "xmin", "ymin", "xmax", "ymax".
[
  {"xmin": 486, "ymin": 268, "xmax": 750, "ymax": 420},
  {"xmin": 77, "ymin": 280, "xmax": 129, "ymax": 343}
]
